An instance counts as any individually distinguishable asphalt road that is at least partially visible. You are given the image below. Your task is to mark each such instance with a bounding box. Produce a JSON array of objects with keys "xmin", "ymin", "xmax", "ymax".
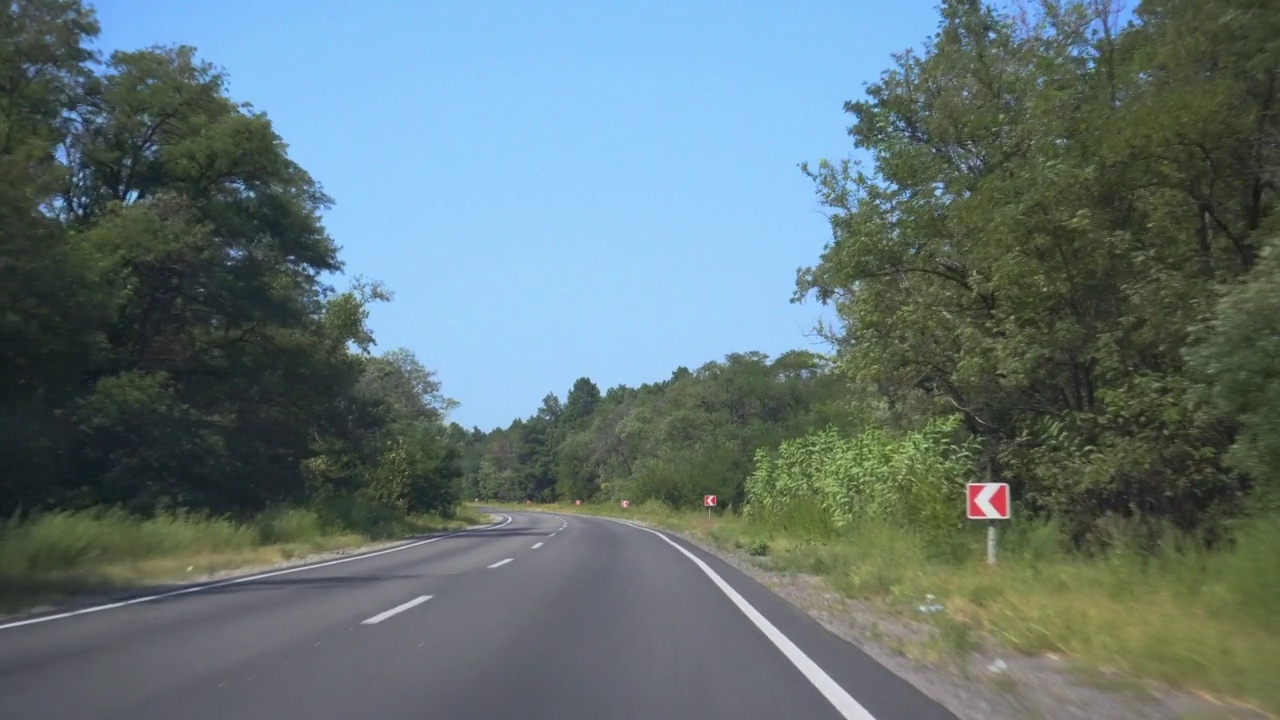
[{"xmin": 0, "ymin": 511, "xmax": 959, "ymax": 720}]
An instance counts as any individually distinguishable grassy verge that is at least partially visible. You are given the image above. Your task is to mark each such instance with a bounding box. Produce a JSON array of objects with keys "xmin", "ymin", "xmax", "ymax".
[
  {"xmin": 486, "ymin": 500, "xmax": 1280, "ymax": 715},
  {"xmin": 0, "ymin": 502, "xmax": 487, "ymax": 614}
]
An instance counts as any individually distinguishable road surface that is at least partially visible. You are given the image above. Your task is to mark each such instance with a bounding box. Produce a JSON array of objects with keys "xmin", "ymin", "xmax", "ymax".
[{"xmin": 0, "ymin": 511, "xmax": 958, "ymax": 720}]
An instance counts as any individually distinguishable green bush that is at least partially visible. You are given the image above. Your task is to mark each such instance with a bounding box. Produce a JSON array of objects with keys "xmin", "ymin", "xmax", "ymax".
[
  {"xmin": 251, "ymin": 507, "xmax": 326, "ymax": 545},
  {"xmin": 745, "ymin": 415, "xmax": 977, "ymax": 537}
]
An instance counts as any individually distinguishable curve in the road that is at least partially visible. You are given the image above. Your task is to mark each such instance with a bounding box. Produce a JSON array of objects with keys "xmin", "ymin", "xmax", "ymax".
[
  {"xmin": 0, "ymin": 510, "xmax": 959, "ymax": 720},
  {"xmin": 606, "ymin": 517, "xmax": 876, "ymax": 720}
]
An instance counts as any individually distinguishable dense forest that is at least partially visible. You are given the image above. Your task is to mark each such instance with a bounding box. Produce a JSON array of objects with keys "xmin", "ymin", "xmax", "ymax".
[
  {"xmin": 1, "ymin": 1, "xmax": 462, "ymax": 522},
  {"xmin": 454, "ymin": 354, "xmax": 856, "ymax": 507},
  {"xmin": 3, "ymin": 0, "xmax": 1277, "ymax": 554},
  {"xmin": 461, "ymin": 0, "xmax": 1279, "ymax": 548}
]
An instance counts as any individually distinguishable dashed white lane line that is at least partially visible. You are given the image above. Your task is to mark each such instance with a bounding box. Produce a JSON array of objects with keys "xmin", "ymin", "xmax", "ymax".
[
  {"xmin": 361, "ymin": 595, "xmax": 432, "ymax": 625},
  {"xmin": 487, "ymin": 558, "xmax": 514, "ymax": 569},
  {"xmin": 531, "ymin": 542, "xmax": 543, "ymax": 549},
  {"xmin": 0, "ymin": 514, "xmax": 515, "ymax": 632},
  {"xmin": 548, "ymin": 532, "xmax": 558, "ymax": 537},
  {"xmin": 607, "ymin": 518, "xmax": 878, "ymax": 720}
]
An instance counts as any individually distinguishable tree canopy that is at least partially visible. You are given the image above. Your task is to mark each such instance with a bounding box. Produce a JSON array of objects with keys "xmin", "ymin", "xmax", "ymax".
[
  {"xmin": 3, "ymin": 0, "xmax": 1277, "ymax": 551},
  {"xmin": 0, "ymin": 0, "xmax": 459, "ymax": 520}
]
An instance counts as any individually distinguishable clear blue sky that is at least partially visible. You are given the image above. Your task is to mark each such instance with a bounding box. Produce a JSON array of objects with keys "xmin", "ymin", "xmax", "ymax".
[{"xmin": 93, "ymin": 0, "xmax": 942, "ymax": 431}]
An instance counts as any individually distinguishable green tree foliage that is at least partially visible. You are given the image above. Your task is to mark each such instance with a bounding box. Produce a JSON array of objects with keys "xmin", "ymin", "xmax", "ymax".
[
  {"xmin": 1190, "ymin": 235, "xmax": 1280, "ymax": 511},
  {"xmin": 746, "ymin": 416, "xmax": 978, "ymax": 537},
  {"xmin": 0, "ymin": 3, "xmax": 460, "ymax": 520},
  {"xmin": 794, "ymin": 0, "xmax": 1276, "ymax": 543},
  {"xmin": 461, "ymin": 353, "xmax": 855, "ymax": 506}
]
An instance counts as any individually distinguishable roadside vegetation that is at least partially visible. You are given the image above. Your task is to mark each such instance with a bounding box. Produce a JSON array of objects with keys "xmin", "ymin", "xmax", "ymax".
[
  {"xmin": 0, "ymin": 503, "xmax": 486, "ymax": 613},
  {"xmin": 1, "ymin": 2, "xmax": 475, "ymax": 609}
]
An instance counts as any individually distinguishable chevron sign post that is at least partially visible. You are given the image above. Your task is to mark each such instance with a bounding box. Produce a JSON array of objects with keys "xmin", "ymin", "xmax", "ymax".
[{"xmin": 967, "ymin": 483, "xmax": 1010, "ymax": 566}]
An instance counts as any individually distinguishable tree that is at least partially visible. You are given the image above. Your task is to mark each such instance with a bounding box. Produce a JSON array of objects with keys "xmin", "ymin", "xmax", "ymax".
[
  {"xmin": 460, "ymin": 353, "xmax": 849, "ymax": 508},
  {"xmin": 795, "ymin": 0, "xmax": 1274, "ymax": 541},
  {"xmin": 1191, "ymin": 234, "xmax": 1280, "ymax": 511},
  {"xmin": 562, "ymin": 377, "xmax": 601, "ymax": 426},
  {"xmin": 358, "ymin": 348, "xmax": 457, "ymax": 424},
  {"xmin": 0, "ymin": 9, "xmax": 464, "ymax": 521},
  {"xmin": 0, "ymin": 0, "xmax": 102, "ymax": 512}
]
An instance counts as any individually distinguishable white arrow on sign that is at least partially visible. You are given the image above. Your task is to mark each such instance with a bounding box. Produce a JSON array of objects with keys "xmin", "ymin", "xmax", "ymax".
[{"xmin": 974, "ymin": 484, "xmax": 1000, "ymax": 517}]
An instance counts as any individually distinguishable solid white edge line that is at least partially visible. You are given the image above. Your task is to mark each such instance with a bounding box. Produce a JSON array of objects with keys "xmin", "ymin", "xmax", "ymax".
[
  {"xmin": 360, "ymin": 595, "xmax": 432, "ymax": 625},
  {"xmin": 604, "ymin": 517, "xmax": 878, "ymax": 720},
  {"xmin": 487, "ymin": 558, "xmax": 513, "ymax": 569},
  {"xmin": 531, "ymin": 542, "xmax": 543, "ymax": 549},
  {"xmin": 0, "ymin": 514, "xmax": 515, "ymax": 632}
]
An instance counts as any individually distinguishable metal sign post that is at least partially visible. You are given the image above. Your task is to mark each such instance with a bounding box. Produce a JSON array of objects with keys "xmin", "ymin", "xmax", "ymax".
[
  {"xmin": 967, "ymin": 483, "xmax": 1010, "ymax": 566},
  {"xmin": 987, "ymin": 520, "xmax": 998, "ymax": 566}
]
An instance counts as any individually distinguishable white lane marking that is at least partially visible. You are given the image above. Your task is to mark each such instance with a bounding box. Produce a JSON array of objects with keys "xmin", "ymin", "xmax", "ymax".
[
  {"xmin": 531, "ymin": 542, "xmax": 543, "ymax": 549},
  {"xmin": 487, "ymin": 558, "xmax": 513, "ymax": 568},
  {"xmin": 0, "ymin": 514, "xmax": 515, "ymax": 632},
  {"xmin": 548, "ymin": 532, "xmax": 558, "ymax": 537},
  {"xmin": 361, "ymin": 595, "xmax": 432, "ymax": 625},
  {"xmin": 607, "ymin": 518, "xmax": 878, "ymax": 720}
]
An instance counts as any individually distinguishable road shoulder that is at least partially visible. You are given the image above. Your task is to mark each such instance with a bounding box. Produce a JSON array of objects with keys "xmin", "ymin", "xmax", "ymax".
[{"xmin": 584, "ymin": 512, "xmax": 1268, "ymax": 720}]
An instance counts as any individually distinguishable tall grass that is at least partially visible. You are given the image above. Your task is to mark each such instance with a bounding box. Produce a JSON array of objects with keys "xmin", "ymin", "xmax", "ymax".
[
  {"xmin": 0, "ymin": 500, "xmax": 484, "ymax": 612},
  {"xmin": 749, "ymin": 505, "xmax": 1280, "ymax": 710}
]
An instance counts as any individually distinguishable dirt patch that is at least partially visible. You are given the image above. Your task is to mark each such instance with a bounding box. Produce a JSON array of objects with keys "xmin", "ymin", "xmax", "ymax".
[{"xmin": 635, "ymin": 519, "xmax": 1271, "ymax": 720}]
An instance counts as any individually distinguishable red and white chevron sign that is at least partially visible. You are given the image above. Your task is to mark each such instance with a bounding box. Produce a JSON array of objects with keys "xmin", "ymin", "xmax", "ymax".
[{"xmin": 967, "ymin": 483, "xmax": 1010, "ymax": 520}]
